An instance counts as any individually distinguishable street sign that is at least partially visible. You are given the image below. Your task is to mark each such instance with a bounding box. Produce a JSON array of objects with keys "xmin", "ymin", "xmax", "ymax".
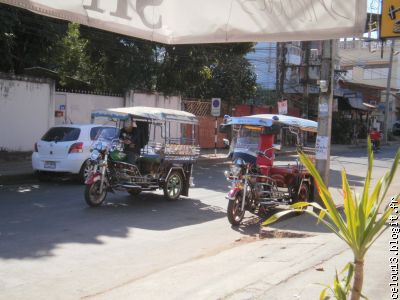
[
  {"xmin": 211, "ymin": 98, "xmax": 221, "ymax": 117},
  {"xmin": 381, "ymin": 0, "xmax": 400, "ymax": 38}
]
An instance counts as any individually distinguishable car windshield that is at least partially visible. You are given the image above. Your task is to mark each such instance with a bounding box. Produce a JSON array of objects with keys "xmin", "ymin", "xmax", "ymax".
[
  {"xmin": 41, "ymin": 127, "xmax": 80, "ymax": 142},
  {"xmin": 91, "ymin": 127, "xmax": 119, "ymax": 141}
]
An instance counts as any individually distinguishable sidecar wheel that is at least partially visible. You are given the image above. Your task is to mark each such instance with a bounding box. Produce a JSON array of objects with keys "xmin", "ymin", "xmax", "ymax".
[
  {"xmin": 84, "ymin": 181, "xmax": 107, "ymax": 207},
  {"xmin": 227, "ymin": 193, "xmax": 245, "ymax": 226},
  {"xmin": 163, "ymin": 171, "xmax": 183, "ymax": 201}
]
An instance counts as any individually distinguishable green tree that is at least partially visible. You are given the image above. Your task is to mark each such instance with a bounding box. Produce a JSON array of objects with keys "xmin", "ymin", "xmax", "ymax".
[
  {"xmin": 156, "ymin": 43, "xmax": 256, "ymax": 104},
  {"xmin": 81, "ymin": 26, "xmax": 156, "ymax": 93},
  {"xmin": 0, "ymin": 4, "xmax": 18, "ymax": 72},
  {"xmin": 0, "ymin": 3, "xmax": 258, "ymax": 99},
  {"xmin": 0, "ymin": 3, "xmax": 66, "ymax": 74},
  {"xmin": 56, "ymin": 23, "xmax": 91, "ymax": 86}
]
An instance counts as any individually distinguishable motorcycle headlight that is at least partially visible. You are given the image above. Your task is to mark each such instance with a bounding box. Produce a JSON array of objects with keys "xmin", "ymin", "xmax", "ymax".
[
  {"xmin": 230, "ymin": 164, "xmax": 242, "ymax": 177},
  {"xmin": 224, "ymin": 170, "xmax": 230, "ymax": 178},
  {"xmin": 94, "ymin": 142, "xmax": 106, "ymax": 151},
  {"xmin": 90, "ymin": 150, "xmax": 100, "ymax": 161}
]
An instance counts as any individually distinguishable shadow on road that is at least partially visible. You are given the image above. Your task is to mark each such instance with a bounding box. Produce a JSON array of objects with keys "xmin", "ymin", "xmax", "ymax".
[
  {"xmin": 328, "ymin": 169, "xmax": 365, "ymax": 189},
  {"xmin": 228, "ymin": 208, "xmax": 333, "ymax": 239},
  {"xmin": 193, "ymin": 160, "xmax": 231, "ymax": 193},
  {"xmin": 0, "ymin": 184, "xmax": 226, "ymax": 260}
]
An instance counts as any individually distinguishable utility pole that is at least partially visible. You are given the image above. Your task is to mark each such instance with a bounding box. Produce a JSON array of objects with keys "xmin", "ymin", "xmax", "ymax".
[
  {"xmin": 314, "ymin": 40, "xmax": 335, "ymax": 207},
  {"xmin": 383, "ymin": 40, "xmax": 395, "ymax": 144},
  {"xmin": 276, "ymin": 42, "xmax": 286, "ymax": 98},
  {"xmin": 302, "ymin": 42, "xmax": 310, "ymax": 146},
  {"xmin": 302, "ymin": 41, "xmax": 310, "ymax": 120}
]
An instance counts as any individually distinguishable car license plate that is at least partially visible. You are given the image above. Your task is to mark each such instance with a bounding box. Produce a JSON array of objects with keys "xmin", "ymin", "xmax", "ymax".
[{"xmin": 44, "ymin": 161, "xmax": 56, "ymax": 169}]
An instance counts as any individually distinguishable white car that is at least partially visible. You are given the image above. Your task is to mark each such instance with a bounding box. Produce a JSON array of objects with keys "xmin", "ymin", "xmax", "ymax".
[{"xmin": 32, "ymin": 124, "xmax": 119, "ymax": 182}]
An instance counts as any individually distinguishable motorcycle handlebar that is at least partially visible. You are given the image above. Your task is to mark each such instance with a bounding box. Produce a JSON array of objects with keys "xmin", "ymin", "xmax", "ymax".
[{"xmin": 256, "ymin": 147, "xmax": 275, "ymax": 160}]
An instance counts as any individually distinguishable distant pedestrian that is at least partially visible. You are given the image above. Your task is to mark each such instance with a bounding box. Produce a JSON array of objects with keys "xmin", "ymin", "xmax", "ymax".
[{"xmin": 369, "ymin": 127, "xmax": 381, "ymax": 150}]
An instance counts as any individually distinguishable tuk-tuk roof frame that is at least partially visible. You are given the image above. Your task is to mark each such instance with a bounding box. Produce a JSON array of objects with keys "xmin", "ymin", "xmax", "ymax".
[
  {"xmin": 91, "ymin": 106, "xmax": 198, "ymax": 125},
  {"xmin": 224, "ymin": 114, "xmax": 317, "ymax": 133}
]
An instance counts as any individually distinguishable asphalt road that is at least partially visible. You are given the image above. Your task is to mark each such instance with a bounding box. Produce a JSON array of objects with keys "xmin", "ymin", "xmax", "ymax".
[{"xmin": 0, "ymin": 146, "xmax": 399, "ymax": 299}]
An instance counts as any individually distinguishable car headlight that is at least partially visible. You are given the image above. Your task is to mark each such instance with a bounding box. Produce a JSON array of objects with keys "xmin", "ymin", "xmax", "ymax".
[
  {"xmin": 90, "ymin": 150, "xmax": 100, "ymax": 161},
  {"xmin": 230, "ymin": 164, "xmax": 242, "ymax": 177}
]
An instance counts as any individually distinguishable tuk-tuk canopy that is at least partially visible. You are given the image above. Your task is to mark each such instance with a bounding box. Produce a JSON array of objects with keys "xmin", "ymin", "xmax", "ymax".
[
  {"xmin": 91, "ymin": 106, "xmax": 198, "ymax": 125},
  {"xmin": 223, "ymin": 117, "xmax": 274, "ymax": 127},
  {"xmin": 224, "ymin": 114, "xmax": 318, "ymax": 133}
]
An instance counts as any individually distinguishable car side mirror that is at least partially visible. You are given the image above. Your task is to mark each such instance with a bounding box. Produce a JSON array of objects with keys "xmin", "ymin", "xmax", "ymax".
[{"xmin": 223, "ymin": 138, "xmax": 230, "ymax": 146}]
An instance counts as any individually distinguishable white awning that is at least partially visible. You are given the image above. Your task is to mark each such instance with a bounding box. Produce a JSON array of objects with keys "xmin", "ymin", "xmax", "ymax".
[
  {"xmin": 249, "ymin": 114, "xmax": 318, "ymax": 132},
  {"xmin": 92, "ymin": 106, "xmax": 198, "ymax": 124},
  {"xmin": 0, "ymin": 0, "xmax": 367, "ymax": 44}
]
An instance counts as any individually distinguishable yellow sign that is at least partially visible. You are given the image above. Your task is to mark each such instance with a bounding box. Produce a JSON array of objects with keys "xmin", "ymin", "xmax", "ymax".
[{"xmin": 381, "ymin": 0, "xmax": 400, "ymax": 38}]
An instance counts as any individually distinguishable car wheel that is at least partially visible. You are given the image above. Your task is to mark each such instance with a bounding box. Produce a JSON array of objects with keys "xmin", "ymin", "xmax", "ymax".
[{"xmin": 79, "ymin": 159, "xmax": 93, "ymax": 184}]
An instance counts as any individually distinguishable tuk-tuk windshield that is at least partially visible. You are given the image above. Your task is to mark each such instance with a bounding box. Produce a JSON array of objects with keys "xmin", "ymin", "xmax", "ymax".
[{"xmin": 234, "ymin": 126, "xmax": 260, "ymax": 153}]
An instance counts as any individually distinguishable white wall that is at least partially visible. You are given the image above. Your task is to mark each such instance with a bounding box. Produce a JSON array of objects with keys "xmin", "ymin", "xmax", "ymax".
[
  {"xmin": 0, "ymin": 73, "xmax": 184, "ymax": 151},
  {"xmin": 55, "ymin": 92, "xmax": 124, "ymax": 125},
  {"xmin": 126, "ymin": 92, "xmax": 182, "ymax": 141},
  {"xmin": 126, "ymin": 91, "xmax": 181, "ymax": 110},
  {"xmin": 0, "ymin": 76, "xmax": 54, "ymax": 151}
]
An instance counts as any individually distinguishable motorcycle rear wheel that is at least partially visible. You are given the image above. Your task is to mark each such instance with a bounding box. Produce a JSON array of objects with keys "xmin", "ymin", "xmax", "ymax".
[
  {"xmin": 84, "ymin": 181, "xmax": 107, "ymax": 207},
  {"xmin": 227, "ymin": 193, "xmax": 245, "ymax": 226},
  {"xmin": 289, "ymin": 182, "xmax": 310, "ymax": 214}
]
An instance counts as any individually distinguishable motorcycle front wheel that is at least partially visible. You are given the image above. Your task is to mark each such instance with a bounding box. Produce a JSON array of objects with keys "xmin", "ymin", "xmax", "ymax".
[
  {"xmin": 227, "ymin": 193, "xmax": 245, "ymax": 226},
  {"xmin": 84, "ymin": 181, "xmax": 107, "ymax": 207}
]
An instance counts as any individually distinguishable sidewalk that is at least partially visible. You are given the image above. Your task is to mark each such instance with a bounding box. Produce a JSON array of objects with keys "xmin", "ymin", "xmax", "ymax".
[{"xmin": 89, "ymin": 213, "xmax": 393, "ymax": 300}]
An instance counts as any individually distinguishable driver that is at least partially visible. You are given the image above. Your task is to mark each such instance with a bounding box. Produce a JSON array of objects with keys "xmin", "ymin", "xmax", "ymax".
[{"xmin": 120, "ymin": 119, "xmax": 140, "ymax": 164}]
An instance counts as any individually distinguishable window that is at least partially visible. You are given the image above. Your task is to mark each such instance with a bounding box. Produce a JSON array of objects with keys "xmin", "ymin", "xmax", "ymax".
[
  {"xmin": 343, "ymin": 69, "xmax": 353, "ymax": 80},
  {"xmin": 90, "ymin": 127, "xmax": 119, "ymax": 141},
  {"xmin": 363, "ymin": 68, "xmax": 389, "ymax": 80},
  {"xmin": 42, "ymin": 127, "xmax": 81, "ymax": 142}
]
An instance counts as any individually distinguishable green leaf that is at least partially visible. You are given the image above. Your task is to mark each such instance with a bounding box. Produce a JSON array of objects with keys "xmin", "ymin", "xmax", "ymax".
[
  {"xmin": 299, "ymin": 152, "xmax": 351, "ymax": 241},
  {"xmin": 378, "ymin": 149, "xmax": 400, "ymax": 204},
  {"xmin": 319, "ymin": 287, "xmax": 329, "ymax": 300},
  {"xmin": 262, "ymin": 209, "xmax": 296, "ymax": 226},
  {"xmin": 361, "ymin": 138, "xmax": 373, "ymax": 213},
  {"xmin": 342, "ymin": 170, "xmax": 357, "ymax": 246},
  {"xmin": 363, "ymin": 208, "xmax": 394, "ymax": 255}
]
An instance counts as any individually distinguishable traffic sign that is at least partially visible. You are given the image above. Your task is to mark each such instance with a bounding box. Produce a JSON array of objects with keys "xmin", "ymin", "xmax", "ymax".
[{"xmin": 211, "ymin": 98, "xmax": 221, "ymax": 117}]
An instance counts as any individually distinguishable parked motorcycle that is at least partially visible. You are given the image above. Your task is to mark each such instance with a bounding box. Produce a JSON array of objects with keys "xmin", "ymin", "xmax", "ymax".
[
  {"xmin": 221, "ymin": 114, "xmax": 317, "ymax": 225},
  {"xmin": 84, "ymin": 106, "xmax": 199, "ymax": 207}
]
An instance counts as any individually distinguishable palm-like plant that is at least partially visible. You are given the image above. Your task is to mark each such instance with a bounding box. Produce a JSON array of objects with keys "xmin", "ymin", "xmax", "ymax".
[{"xmin": 264, "ymin": 139, "xmax": 400, "ymax": 300}]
